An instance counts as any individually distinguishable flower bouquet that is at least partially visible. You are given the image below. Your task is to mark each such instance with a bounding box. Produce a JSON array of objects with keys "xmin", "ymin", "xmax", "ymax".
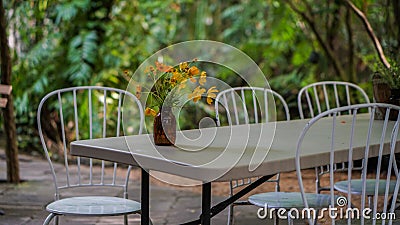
[{"xmin": 136, "ymin": 59, "xmax": 218, "ymax": 146}]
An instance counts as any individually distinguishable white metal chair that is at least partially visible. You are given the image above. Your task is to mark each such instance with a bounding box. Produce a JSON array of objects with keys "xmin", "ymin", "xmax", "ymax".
[
  {"xmin": 296, "ymin": 103, "xmax": 400, "ymax": 225},
  {"xmin": 215, "ymin": 87, "xmax": 290, "ymax": 225},
  {"xmin": 298, "ymin": 81, "xmax": 370, "ymax": 119},
  {"xmin": 298, "ymin": 81, "xmax": 371, "ymax": 194},
  {"xmin": 37, "ymin": 86, "xmax": 144, "ymax": 225}
]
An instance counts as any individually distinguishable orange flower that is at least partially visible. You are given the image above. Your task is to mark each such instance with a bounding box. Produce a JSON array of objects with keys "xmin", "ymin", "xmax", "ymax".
[
  {"xmin": 188, "ymin": 66, "xmax": 200, "ymax": 76},
  {"xmin": 188, "ymin": 86, "xmax": 206, "ymax": 103},
  {"xmin": 155, "ymin": 61, "xmax": 172, "ymax": 72},
  {"xmin": 145, "ymin": 107, "xmax": 157, "ymax": 117},
  {"xmin": 170, "ymin": 3, "xmax": 181, "ymax": 12},
  {"xmin": 178, "ymin": 79, "xmax": 188, "ymax": 90},
  {"xmin": 199, "ymin": 71, "xmax": 207, "ymax": 85},
  {"xmin": 206, "ymin": 86, "xmax": 218, "ymax": 104},
  {"xmin": 135, "ymin": 85, "xmax": 142, "ymax": 99}
]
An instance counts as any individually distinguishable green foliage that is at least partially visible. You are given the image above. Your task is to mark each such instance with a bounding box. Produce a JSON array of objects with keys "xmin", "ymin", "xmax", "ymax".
[
  {"xmin": 375, "ymin": 59, "xmax": 400, "ymax": 89},
  {"xmin": 4, "ymin": 0, "xmax": 399, "ymax": 155},
  {"xmin": 66, "ymin": 31, "xmax": 98, "ymax": 84}
]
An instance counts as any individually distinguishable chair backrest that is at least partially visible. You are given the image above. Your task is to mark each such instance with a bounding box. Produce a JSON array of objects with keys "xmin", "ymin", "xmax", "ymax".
[
  {"xmin": 298, "ymin": 81, "xmax": 370, "ymax": 119},
  {"xmin": 215, "ymin": 87, "xmax": 290, "ymax": 192},
  {"xmin": 37, "ymin": 86, "xmax": 144, "ymax": 199},
  {"xmin": 298, "ymin": 81, "xmax": 371, "ymax": 193},
  {"xmin": 296, "ymin": 103, "xmax": 400, "ymax": 224},
  {"xmin": 215, "ymin": 87, "xmax": 290, "ymax": 126}
]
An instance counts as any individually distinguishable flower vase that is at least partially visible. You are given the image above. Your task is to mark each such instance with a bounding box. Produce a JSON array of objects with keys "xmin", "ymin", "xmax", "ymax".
[
  {"xmin": 153, "ymin": 107, "xmax": 176, "ymax": 146},
  {"xmin": 372, "ymin": 73, "xmax": 391, "ymax": 119},
  {"xmin": 388, "ymin": 89, "xmax": 400, "ymax": 121}
]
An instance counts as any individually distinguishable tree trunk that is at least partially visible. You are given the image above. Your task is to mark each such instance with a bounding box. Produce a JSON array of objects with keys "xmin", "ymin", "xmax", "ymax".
[
  {"xmin": 0, "ymin": 0, "xmax": 19, "ymax": 183},
  {"xmin": 393, "ymin": 0, "xmax": 400, "ymax": 52},
  {"xmin": 345, "ymin": 7, "xmax": 357, "ymax": 83},
  {"xmin": 284, "ymin": 0, "xmax": 347, "ymax": 81},
  {"xmin": 345, "ymin": 0, "xmax": 390, "ymax": 69}
]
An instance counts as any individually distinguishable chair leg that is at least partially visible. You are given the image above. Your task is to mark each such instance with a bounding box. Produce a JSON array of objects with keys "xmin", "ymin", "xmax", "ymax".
[
  {"xmin": 315, "ymin": 167, "xmax": 320, "ymax": 193},
  {"xmin": 43, "ymin": 213, "xmax": 56, "ymax": 225},
  {"xmin": 368, "ymin": 196, "xmax": 372, "ymax": 209},
  {"xmin": 274, "ymin": 210, "xmax": 279, "ymax": 225},
  {"xmin": 227, "ymin": 204, "xmax": 234, "ymax": 225}
]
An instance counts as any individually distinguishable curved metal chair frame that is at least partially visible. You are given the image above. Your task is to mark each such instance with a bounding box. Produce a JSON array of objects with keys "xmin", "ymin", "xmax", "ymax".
[
  {"xmin": 297, "ymin": 81, "xmax": 370, "ymax": 119},
  {"xmin": 297, "ymin": 81, "xmax": 371, "ymax": 194},
  {"xmin": 215, "ymin": 87, "xmax": 289, "ymax": 225},
  {"xmin": 37, "ymin": 86, "xmax": 144, "ymax": 225},
  {"xmin": 216, "ymin": 87, "xmax": 290, "ymax": 126},
  {"xmin": 296, "ymin": 103, "xmax": 400, "ymax": 225}
]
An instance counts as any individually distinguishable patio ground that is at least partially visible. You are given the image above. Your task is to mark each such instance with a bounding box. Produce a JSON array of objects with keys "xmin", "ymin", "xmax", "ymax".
[{"xmin": 0, "ymin": 146, "xmax": 317, "ymax": 225}]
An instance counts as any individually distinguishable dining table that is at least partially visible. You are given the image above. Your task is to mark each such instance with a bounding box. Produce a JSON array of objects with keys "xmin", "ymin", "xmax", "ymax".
[{"xmin": 70, "ymin": 114, "xmax": 400, "ymax": 225}]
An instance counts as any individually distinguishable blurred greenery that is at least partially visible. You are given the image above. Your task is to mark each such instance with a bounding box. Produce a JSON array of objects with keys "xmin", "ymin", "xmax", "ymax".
[{"xmin": 2, "ymin": 0, "xmax": 399, "ymax": 155}]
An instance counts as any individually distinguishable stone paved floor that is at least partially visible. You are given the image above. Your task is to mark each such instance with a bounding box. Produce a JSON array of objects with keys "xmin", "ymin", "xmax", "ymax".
[{"xmin": 0, "ymin": 150, "xmax": 282, "ymax": 225}]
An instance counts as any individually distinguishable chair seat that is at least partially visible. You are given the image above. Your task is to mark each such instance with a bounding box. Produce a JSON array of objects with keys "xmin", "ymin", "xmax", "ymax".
[
  {"xmin": 248, "ymin": 192, "xmax": 337, "ymax": 209},
  {"xmin": 46, "ymin": 196, "xmax": 141, "ymax": 216},
  {"xmin": 334, "ymin": 179, "xmax": 397, "ymax": 195}
]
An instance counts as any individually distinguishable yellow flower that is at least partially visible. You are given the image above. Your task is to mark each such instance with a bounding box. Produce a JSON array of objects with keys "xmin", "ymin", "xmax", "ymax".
[
  {"xmin": 145, "ymin": 107, "xmax": 157, "ymax": 117},
  {"xmin": 135, "ymin": 60, "xmax": 212, "ymax": 111},
  {"xmin": 206, "ymin": 86, "xmax": 218, "ymax": 104},
  {"xmin": 168, "ymin": 68, "xmax": 177, "ymax": 73},
  {"xmin": 188, "ymin": 66, "xmax": 200, "ymax": 76},
  {"xmin": 170, "ymin": 72, "xmax": 181, "ymax": 86},
  {"xmin": 179, "ymin": 62, "xmax": 188, "ymax": 71},
  {"xmin": 172, "ymin": 71, "xmax": 181, "ymax": 81},
  {"xmin": 188, "ymin": 86, "xmax": 206, "ymax": 103},
  {"xmin": 135, "ymin": 85, "xmax": 142, "ymax": 99},
  {"xmin": 178, "ymin": 79, "xmax": 187, "ymax": 90},
  {"xmin": 170, "ymin": 78, "xmax": 177, "ymax": 86},
  {"xmin": 199, "ymin": 71, "xmax": 207, "ymax": 85}
]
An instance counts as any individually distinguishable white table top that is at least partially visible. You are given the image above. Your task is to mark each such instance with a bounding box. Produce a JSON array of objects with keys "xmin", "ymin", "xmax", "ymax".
[{"xmin": 71, "ymin": 114, "xmax": 400, "ymax": 182}]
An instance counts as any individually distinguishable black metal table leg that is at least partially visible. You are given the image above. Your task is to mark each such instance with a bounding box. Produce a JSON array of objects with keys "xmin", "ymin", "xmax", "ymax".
[
  {"xmin": 201, "ymin": 182, "xmax": 212, "ymax": 225},
  {"xmin": 180, "ymin": 175, "xmax": 275, "ymax": 225},
  {"xmin": 141, "ymin": 169, "xmax": 150, "ymax": 225},
  {"xmin": 209, "ymin": 174, "xmax": 274, "ymax": 216}
]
